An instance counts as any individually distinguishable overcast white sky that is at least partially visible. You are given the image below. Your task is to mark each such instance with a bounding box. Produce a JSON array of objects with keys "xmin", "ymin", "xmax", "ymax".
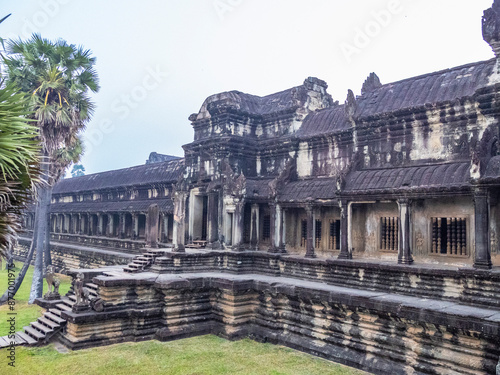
[{"xmin": 1, "ymin": 0, "xmax": 496, "ymax": 175}]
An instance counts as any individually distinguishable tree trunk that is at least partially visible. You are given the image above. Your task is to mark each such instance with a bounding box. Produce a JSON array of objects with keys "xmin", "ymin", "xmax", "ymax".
[
  {"xmin": 43, "ymin": 185, "xmax": 53, "ymax": 269},
  {"xmin": 29, "ymin": 185, "xmax": 49, "ymax": 303},
  {"xmin": 0, "ymin": 212, "xmax": 39, "ymax": 303}
]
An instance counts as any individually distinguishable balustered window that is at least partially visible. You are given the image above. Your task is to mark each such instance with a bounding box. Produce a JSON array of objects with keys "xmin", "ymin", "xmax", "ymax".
[
  {"xmin": 329, "ymin": 220, "xmax": 341, "ymax": 250},
  {"xmin": 315, "ymin": 220, "xmax": 322, "ymax": 248},
  {"xmin": 431, "ymin": 217, "xmax": 467, "ymax": 256},
  {"xmin": 380, "ymin": 217, "xmax": 399, "ymax": 251}
]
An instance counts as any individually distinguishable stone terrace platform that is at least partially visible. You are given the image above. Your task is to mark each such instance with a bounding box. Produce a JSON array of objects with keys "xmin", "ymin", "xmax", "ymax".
[
  {"xmin": 54, "ymin": 250, "xmax": 500, "ymax": 375},
  {"xmin": 15, "ymin": 237, "xmax": 136, "ymax": 270}
]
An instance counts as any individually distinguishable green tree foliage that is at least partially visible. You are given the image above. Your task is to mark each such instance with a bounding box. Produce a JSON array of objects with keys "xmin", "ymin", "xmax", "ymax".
[
  {"xmin": 71, "ymin": 163, "xmax": 85, "ymax": 178},
  {"xmin": 0, "ymin": 86, "xmax": 39, "ymax": 260},
  {"xmin": 2, "ymin": 34, "xmax": 99, "ymax": 302}
]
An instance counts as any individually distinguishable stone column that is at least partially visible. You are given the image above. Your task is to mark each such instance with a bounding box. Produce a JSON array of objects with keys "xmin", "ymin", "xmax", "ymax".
[
  {"xmin": 65, "ymin": 214, "xmax": 71, "ymax": 233},
  {"xmin": 232, "ymin": 201, "xmax": 245, "ymax": 251},
  {"xmin": 278, "ymin": 205, "xmax": 287, "ymax": 253},
  {"xmin": 119, "ymin": 213, "xmax": 125, "ymax": 239},
  {"xmin": 87, "ymin": 213, "xmax": 92, "ymax": 235},
  {"xmin": 133, "ymin": 214, "xmax": 139, "ymax": 239},
  {"xmin": 305, "ymin": 205, "xmax": 316, "ymax": 258},
  {"xmin": 77, "ymin": 214, "xmax": 82, "ymax": 234},
  {"xmin": 250, "ymin": 204, "xmax": 260, "ymax": 250},
  {"xmin": 338, "ymin": 201, "xmax": 351, "ymax": 259},
  {"xmin": 97, "ymin": 214, "xmax": 103, "ymax": 236},
  {"xmin": 172, "ymin": 191, "xmax": 187, "ymax": 252},
  {"xmin": 398, "ymin": 199, "xmax": 414, "ymax": 265},
  {"xmin": 269, "ymin": 203, "xmax": 283, "ymax": 253},
  {"xmin": 474, "ymin": 188, "xmax": 492, "ymax": 269},
  {"xmin": 268, "ymin": 203, "xmax": 278, "ymax": 253},
  {"xmin": 207, "ymin": 192, "xmax": 219, "ymax": 245}
]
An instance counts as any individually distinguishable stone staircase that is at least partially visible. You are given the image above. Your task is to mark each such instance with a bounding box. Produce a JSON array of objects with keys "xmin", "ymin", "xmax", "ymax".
[
  {"xmin": 0, "ymin": 282, "xmax": 99, "ymax": 348},
  {"xmin": 123, "ymin": 248, "xmax": 168, "ymax": 273}
]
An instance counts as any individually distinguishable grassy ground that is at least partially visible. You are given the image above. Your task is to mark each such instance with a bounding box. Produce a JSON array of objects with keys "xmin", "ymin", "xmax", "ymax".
[
  {"xmin": 0, "ymin": 263, "xmax": 364, "ymax": 375},
  {"xmin": 3, "ymin": 337, "xmax": 365, "ymax": 375},
  {"xmin": 0, "ymin": 262, "xmax": 72, "ymax": 337}
]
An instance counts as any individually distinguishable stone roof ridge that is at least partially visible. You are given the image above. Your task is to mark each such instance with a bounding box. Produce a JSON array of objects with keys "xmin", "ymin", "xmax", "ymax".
[
  {"xmin": 352, "ymin": 58, "xmax": 496, "ymax": 118},
  {"xmin": 71, "ymin": 158, "xmax": 184, "ymax": 179},
  {"xmin": 192, "ymin": 77, "xmax": 331, "ymax": 120},
  {"xmin": 360, "ymin": 58, "xmax": 496, "ymax": 98},
  {"xmin": 53, "ymin": 158, "xmax": 185, "ymax": 194},
  {"xmin": 146, "ymin": 152, "xmax": 181, "ymax": 164}
]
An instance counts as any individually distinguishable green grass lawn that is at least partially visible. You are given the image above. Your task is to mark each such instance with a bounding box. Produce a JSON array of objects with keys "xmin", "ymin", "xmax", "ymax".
[
  {"xmin": 0, "ymin": 262, "xmax": 72, "ymax": 337},
  {"xmin": 0, "ymin": 263, "xmax": 364, "ymax": 375},
  {"xmin": 2, "ymin": 337, "xmax": 365, "ymax": 375}
]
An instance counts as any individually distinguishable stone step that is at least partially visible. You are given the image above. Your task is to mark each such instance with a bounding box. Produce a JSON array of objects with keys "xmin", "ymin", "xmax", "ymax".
[
  {"xmin": 133, "ymin": 260, "xmax": 149, "ymax": 265},
  {"xmin": 31, "ymin": 321, "xmax": 53, "ymax": 334},
  {"xmin": 24, "ymin": 326, "xmax": 45, "ymax": 341},
  {"xmin": 0, "ymin": 336, "xmax": 11, "ymax": 347},
  {"xmin": 56, "ymin": 303, "xmax": 72, "ymax": 312},
  {"xmin": 85, "ymin": 283, "xmax": 99, "ymax": 290},
  {"xmin": 17, "ymin": 332, "xmax": 37, "ymax": 346},
  {"xmin": 124, "ymin": 267, "xmax": 139, "ymax": 273},
  {"xmin": 147, "ymin": 249, "xmax": 167, "ymax": 254},
  {"xmin": 62, "ymin": 298, "xmax": 75, "ymax": 307},
  {"xmin": 45, "ymin": 312, "xmax": 65, "ymax": 325},
  {"xmin": 38, "ymin": 317, "xmax": 59, "ymax": 330},
  {"xmin": 48, "ymin": 308, "xmax": 62, "ymax": 317}
]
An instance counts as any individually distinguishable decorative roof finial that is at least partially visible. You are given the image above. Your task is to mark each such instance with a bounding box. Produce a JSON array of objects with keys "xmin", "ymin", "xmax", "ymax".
[
  {"xmin": 361, "ymin": 73, "xmax": 382, "ymax": 95},
  {"xmin": 483, "ymin": 0, "xmax": 500, "ymax": 58},
  {"xmin": 344, "ymin": 89, "xmax": 357, "ymax": 119}
]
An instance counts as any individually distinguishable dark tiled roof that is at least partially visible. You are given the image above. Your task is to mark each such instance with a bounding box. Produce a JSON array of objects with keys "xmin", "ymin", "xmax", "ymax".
[
  {"xmin": 296, "ymin": 105, "xmax": 350, "ymax": 137},
  {"xmin": 356, "ymin": 59, "xmax": 495, "ymax": 117},
  {"xmin": 483, "ymin": 156, "xmax": 500, "ymax": 181},
  {"xmin": 279, "ymin": 178, "xmax": 338, "ymax": 202},
  {"xmin": 245, "ymin": 179, "xmax": 273, "ymax": 199},
  {"xmin": 50, "ymin": 198, "xmax": 173, "ymax": 214},
  {"xmin": 146, "ymin": 152, "xmax": 181, "ymax": 164},
  {"xmin": 196, "ymin": 85, "xmax": 310, "ymax": 117},
  {"xmin": 344, "ymin": 163, "xmax": 471, "ymax": 194},
  {"xmin": 297, "ymin": 59, "xmax": 495, "ymax": 139},
  {"xmin": 53, "ymin": 159, "xmax": 184, "ymax": 194}
]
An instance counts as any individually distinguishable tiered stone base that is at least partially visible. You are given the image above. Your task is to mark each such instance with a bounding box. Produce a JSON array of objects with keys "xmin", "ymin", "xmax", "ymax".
[{"xmin": 59, "ymin": 263, "xmax": 500, "ymax": 375}]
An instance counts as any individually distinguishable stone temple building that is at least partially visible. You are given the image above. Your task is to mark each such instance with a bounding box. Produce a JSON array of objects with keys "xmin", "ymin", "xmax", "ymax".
[{"xmin": 14, "ymin": 2, "xmax": 500, "ymax": 374}]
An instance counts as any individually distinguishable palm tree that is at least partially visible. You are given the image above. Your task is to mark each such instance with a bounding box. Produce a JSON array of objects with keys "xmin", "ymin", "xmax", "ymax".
[
  {"xmin": 0, "ymin": 86, "xmax": 39, "ymax": 259},
  {"xmin": 0, "ymin": 85, "xmax": 40, "ymax": 304},
  {"xmin": 2, "ymin": 34, "xmax": 99, "ymax": 302}
]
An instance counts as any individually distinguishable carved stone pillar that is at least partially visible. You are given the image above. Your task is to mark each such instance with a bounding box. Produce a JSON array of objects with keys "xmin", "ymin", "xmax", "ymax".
[
  {"xmin": 269, "ymin": 203, "xmax": 283, "ymax": 253},
  {"xmin": 232, "ymin": 201, "xmax": 245, "ymax": 251},
  {"xmin": 119, "ymin": 213, "xmax": 125, "ymax": 239},
  {"xmin": 268, "ymin": 203, "xmax": 278, "ymax": 253},
  {"xmin": 474, "ymin": 188, "xmax": 492, "ymax": 269},
  {"xmin": 145, "ymin": 204, "xmax": 159, "ymax": 248},
  {"xmin": 161, "ymin": 214, "xmax": 168, "ymax": 243},
  {"xmin": 97, "ymin": 213, "xmax": 104, "ymax": 236},
  {"xmin": 280, "ymin": 207, "xmax": 287, "ymax": 253},
  {"xmin": 250, "ymin": 203, "xmax": 259, "ymax": 250},
  {"xmin": 398, "ymin": 199, "xmax": 414, "ymax": 265},
  {"xmin": 54, "ymin": 214, "xmax": 59, "ymax": 233},
  {"xmin": 173, "ymin": 191, "xmax": 187, "ymax": 252},
  {"xmin": 305, "ymin": 205, "xmax": 316, "ymax": 258},
  {"xmin": 133, "ymin": 214, "xmax": 139, "ymax": 239},
  {"xmin": 207, "ymin": 192, "xmax": 219, "ymax": 245},
  {"xmin": 338, "ymin": 201, "xmax": 351, "ymax": 259}
]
